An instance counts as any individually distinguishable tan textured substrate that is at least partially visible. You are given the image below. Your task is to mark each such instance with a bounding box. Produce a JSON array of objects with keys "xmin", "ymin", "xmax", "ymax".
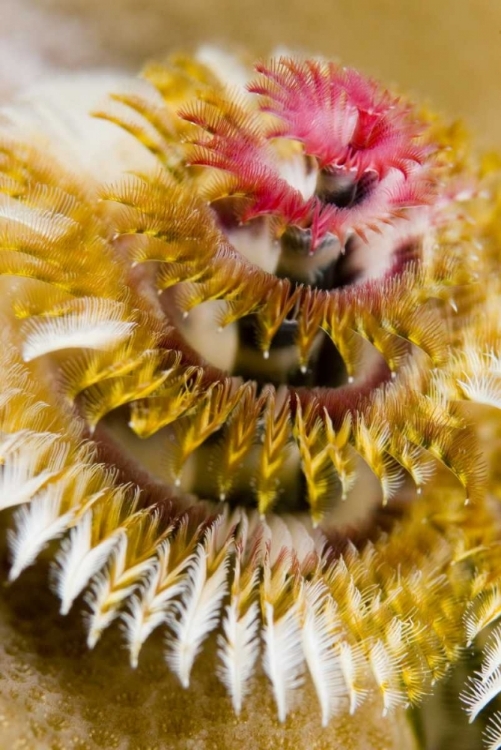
[{"xmin": 0, "ymin": 551, "xmax": 417, "ymax": 750}]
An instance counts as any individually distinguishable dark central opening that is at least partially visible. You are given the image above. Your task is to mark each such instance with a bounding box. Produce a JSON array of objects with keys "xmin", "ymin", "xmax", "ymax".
[
  {"xmin": 233, "ymin": 307, "xmax": 348, "ymax": 390},
  {"xmin": 230, "ymin": 224, "xmax": 360, "ymax": 390},
  {"xmin": 211, "ymin": 166, "xmax": 383, "ymax": 390}
]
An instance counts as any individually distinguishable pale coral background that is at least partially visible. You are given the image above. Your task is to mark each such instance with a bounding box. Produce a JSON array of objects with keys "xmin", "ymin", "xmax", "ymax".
[
  {"xmin": 2, "ymin": 0, "xmax": 501, "ymax": 148},
  {"xmin": 0, "ymin": 1, "xmax": 499, "ymax": 748}
]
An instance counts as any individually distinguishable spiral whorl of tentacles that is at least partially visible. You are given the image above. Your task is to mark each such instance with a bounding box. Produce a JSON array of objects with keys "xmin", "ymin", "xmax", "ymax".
[{"xmin": 2, "ymin": 52, "xmax": 501, "ymax": 740}]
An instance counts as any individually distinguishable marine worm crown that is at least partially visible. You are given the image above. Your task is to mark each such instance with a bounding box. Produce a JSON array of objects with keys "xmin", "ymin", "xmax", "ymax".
[{"xmin": 0, "ymin": 52, "xmax": 501, "ymax": 740}]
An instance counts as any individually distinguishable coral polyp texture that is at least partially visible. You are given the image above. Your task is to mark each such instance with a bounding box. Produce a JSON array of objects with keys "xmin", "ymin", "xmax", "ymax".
[{"xmin": 2, "ymin": 51, "xmax": 501, "ymax": 747}]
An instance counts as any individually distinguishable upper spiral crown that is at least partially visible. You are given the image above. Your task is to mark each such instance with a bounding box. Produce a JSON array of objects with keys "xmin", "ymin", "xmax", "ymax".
[{"xmin": 87, "ymin": 54, "xmax": 483, "ymax": 524}]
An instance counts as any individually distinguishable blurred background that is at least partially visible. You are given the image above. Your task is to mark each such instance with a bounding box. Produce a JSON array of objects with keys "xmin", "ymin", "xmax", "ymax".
[{"xmin": 1, "ymin": 0, "xmax": 501, "ymax": 147}]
